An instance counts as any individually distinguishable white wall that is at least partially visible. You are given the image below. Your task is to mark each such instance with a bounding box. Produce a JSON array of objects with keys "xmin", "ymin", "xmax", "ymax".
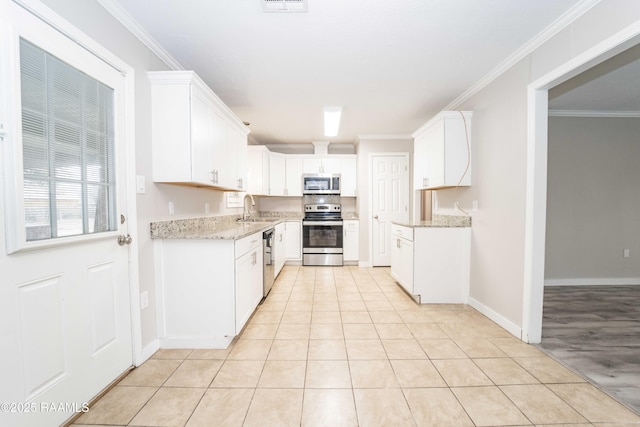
[
  {"xmin": 435, "ymin": 0, "xmax": 640, "ymax": 334},
  {"xmin": 545, "ymin": 116, "xmax": 640, "ymax": 284}
]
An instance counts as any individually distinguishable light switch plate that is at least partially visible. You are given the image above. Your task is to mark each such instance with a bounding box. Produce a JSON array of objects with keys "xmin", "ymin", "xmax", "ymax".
[{"xmin": 136, "ymin": 175, "xmax": 145, "ymax": 194}]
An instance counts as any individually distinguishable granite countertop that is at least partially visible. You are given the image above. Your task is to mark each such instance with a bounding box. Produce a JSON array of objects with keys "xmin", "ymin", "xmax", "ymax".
[
  {"xmin": 342, "ymin": 212, "xmax": 359, "ymax": 220},
  {"xmin": 150, "ymin": 211, "xmax": 307, "ymax": 240},
  {"xmin": 393, "ymin": 214, "xmax": 471, "ymax": 228}
]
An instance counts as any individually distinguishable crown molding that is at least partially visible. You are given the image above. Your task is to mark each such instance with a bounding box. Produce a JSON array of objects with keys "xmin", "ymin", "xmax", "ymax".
[
  {"xmin": 97, "ymin": 0, "xmax": 183, "ymax": 71},
  {"xmin": 548, "ymin": 109, "xmax": 640, "ymax": 117},
  {"xmin": 442, "ymin": 0, "xmax": 601, "ymax": 112}
]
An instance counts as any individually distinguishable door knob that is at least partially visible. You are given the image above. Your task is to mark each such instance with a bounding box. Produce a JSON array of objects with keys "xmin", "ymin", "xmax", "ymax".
[
  {"xmin": 374, "ymin": 215, "xmax": 379, "ymax": 220},
  {"xmin": 117, "ymin": 234, "xmax": 132, "ymax": 246}
]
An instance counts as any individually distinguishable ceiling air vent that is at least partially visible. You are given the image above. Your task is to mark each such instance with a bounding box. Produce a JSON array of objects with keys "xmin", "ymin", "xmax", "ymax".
[{"xmin": 262, "ymin": 0, "xmax": 308, "ymax": 13}]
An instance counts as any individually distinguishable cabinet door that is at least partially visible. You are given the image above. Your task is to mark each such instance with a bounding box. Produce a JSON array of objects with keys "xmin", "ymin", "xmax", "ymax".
[
  {"xmin": 343, "ymin": 220, "xmax": 359, "ymax": 262},
  {"xmin": 302, "ymin": 157, "xmax": 322, "ymax": 173},
  {"xmin": 285, "ymin": 157, "xmax": 303, "ymax": 196},
  {"xmin": 425, "ymin": 121, "xmax": 445, "ymax": 188},
  {"xmin": 210, "ymin": 109, "xmax": 227, "ymax": 186},
  {"xmin": 235, "ymin": 247, "xmax": 262, "ymax": 334},
  {"xmin": 189, "ymin": 85, "xmax": 215, "ymax": 185},
  {"xmin": 226, "ymin": 124, "xmax": 247, "ymax": 190},
  {"xmin": 247, "ymin": 146, "xmax": 269, "ymax": 195},
  {"xmin": 391, "ymin": 236, "xmax": 413, "ymax": 294},
  {"xmin": 284, "ymin": 221, "xmax": 301, "ymax": 260},
  {"xmin": 269, "ymin": 154, "xmax": 286, "ymax": 196},
  {"xmin": 340, "ymin": 156, "xmax": 357, "ymax": 196},
  {"xmin": 274, "ymin": 223, "xmax": 285, "ymax": 277}
]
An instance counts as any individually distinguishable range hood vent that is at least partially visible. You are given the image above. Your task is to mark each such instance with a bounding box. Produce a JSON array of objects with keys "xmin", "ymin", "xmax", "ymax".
[{"xmin": 262, "ymin": 0, "xmax": 308, "ymax": 13}]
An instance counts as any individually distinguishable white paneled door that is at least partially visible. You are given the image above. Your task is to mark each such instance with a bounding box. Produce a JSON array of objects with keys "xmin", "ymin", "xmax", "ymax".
[
  {"xmin": 0, "ymin": 6, "xmax": 133, "ymax": 427},
  {"xmin": 371, "ymin": 154, "xmax": 409, "ymax": 266}
]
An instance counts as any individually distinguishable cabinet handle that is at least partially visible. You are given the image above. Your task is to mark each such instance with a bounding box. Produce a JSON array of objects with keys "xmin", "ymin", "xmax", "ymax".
[
  {"xmin": 284, "ymin": 188, "xmax": 288, "ymax": 196},
  {"xmin": 211, "ymin": 170, "xmax": 218, "ymax": 184},
  {"xmin": 423, "ymin": 177, "xmax": 429, "ymax": 187}
]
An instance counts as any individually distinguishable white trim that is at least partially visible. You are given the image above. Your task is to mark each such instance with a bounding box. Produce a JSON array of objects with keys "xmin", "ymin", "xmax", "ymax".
[
  {"xmin": 443, "ymin": 0, "xmax": 601, "ymax": 112},
  {"xmin": 548, "ymin": 109, "xmax": 640, "ymax": 118},
  {"xmin": 12, "ymin": 0, "xmax": 144, "ymax": 369},
  {"xmin": 358, "ymin": 261, "xmax": 372, "ymax": 268},
  {"xmin": 367, "ymin": 152, "xmax": 410, "ymax": 267},
  {"xmin": 140, "ymin": 339, "xmax": 160, "ymax": 365},
  {"xmin": 523, "ymin": 21, "xmax": 640, "ymax": 344},
  {"xmin": 96, "ymin": 0, "xmax": 183, "ymax": 71},
  {"xmin": 545, "ymin": 278, "xmax": 640, "ymax": 286},
  {"xmin": 159, "ymin": 337, "xmax": 234, "ymax": 349},
  {"xmin": 467, "ymin": 297, "xmax": 522, "ymax": 339}
]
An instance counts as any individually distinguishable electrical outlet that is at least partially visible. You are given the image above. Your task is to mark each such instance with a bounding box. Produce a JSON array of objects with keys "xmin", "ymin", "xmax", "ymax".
[
  {"xmin": 623, "ymin": 249, "xmax": 630, "ymax": 258},
  {"xmin": 168, "ymin": 201, "xmax": 175, "ymax": 215},
  {"xmin": 473, "ymin": 200, "xmax": 478, "ymax": 211},
  {"xmin": 140, "ymin": 291, "xmax": 149, "ymax": 309},
  {"xmin": 205, "ymin": 203, "xmax": 210, "ymax": 214}
]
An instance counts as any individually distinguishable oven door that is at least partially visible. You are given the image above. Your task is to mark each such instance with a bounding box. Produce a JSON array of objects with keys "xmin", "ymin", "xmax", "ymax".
[{"xmin": 302, "ymin": 220, "xmax": 343, "ymax": 253}]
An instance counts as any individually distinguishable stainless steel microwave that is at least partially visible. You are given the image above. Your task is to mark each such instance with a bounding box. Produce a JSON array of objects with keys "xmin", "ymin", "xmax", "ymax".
[{"xmin": 302, "ymin": 174, "xmax": 341, "ymax": 195}]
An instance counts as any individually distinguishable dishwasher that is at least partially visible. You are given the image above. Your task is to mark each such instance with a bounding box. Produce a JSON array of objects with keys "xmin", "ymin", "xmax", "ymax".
[{"xmin": 262, "ymin": 228, "xmax": 275, "ymax": 297}]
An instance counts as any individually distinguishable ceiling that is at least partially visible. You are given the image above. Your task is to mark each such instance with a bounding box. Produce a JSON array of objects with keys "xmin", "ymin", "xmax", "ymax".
[
  {"xmin": 105, "ymin": 0, "xmax": 590, "ymax": 145},
  {"xmin": 549, "ymin": 43, "xmax": 640, "ymax": 114}
]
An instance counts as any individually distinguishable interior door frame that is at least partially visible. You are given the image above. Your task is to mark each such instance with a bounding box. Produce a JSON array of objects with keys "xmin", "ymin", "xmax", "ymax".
[
  {"xmin": 367, "ymin": 152, "xmax": 410, "ymax": 267},
  {"xmin": 522, "ymin": 21, "xmax": 640, "ymax": 343},
  {"xmin": 14, "ymin": 0, "xmax": 143, "ymax": 364}
]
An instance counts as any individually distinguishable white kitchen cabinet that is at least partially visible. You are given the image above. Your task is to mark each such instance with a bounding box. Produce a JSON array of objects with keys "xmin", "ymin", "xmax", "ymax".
[
  {"xmin": 340, "ymin": 156, "xmax": 357, "ymax": 197},
  {"xmin": 413, "ymin": 111, "xmax": 472, "ymax": 190},
  {"xmin": 390, "ymin": 225, "xmax": 414, "ymax": 294},
  {"xmin": 343, "ymin": 219, "xmax": 359, "ymax": 263},
  {"xmin": 274, "ymin": 222, "xmax": 286, "ymax": 277},
  {"xmin": 303, "ymin": 157, "xmax": 341, "ymax": 174},
  {"xmin": 269, "ymin": 153, "xmax": 286, "ymax": 196},
  {"xmin": 154, "ymin": 231, "xmax": 263, "ymax": 349},
  {"xmin": 390, "ymin": 224, "xmax": 470, "ymax": 304},
  {"xmin": 149, "ymin": 70, "xmax": 249, "ymax": 191},
  {"xmin": 284, "ymin": 220, "xmax": 302, "ymax": 261},
  {"xmin": 301, "ymin": 155, "xmax": 357, "ymax": 196},
  {"xmin": 235, "ymin": 234, "xmax": 263, "ymax": 333},
  {"xmin": 247, "ymin": 145, "xmax": 270, "ymax": 195},
  {"xmin": 285, "ymin": 157, "xmax": 304, "ymax": 196}
]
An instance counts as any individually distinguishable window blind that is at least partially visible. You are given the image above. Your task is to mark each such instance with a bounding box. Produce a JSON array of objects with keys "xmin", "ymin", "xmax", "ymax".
[{"xmin": 20, "ymin": 38, "xmax": 117, "ymax": 241}]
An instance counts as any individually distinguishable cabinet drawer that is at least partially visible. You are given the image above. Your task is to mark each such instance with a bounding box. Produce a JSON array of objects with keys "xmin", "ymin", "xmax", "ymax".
[
  {"xmin": 235, "ymin": 232, "xmax": 262, "ymax": 258},
  {"xmin": 344, "ymin": 220, "xmax": 358, "ymax": 231},
  {"xmin": 391, "ymin": 224, "xmax": 413, "ymax": 242}
]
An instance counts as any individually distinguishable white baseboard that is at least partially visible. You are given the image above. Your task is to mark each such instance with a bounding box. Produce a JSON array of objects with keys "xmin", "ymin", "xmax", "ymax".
[
  {"xmin": 467, "ymin": 296, "xmax": 522, "ymax": 339},
  {"xmin": 358, "ymin": 261, "xmax": 372, "ymax": 268},
  {"xmin": 544, "ymin": 277, "xmax": 640, "ymax": 286},
  {"xmin": 159, "ymin": 336, "xmax": 233, "ymax": 349},
  {"xmin": 139, "ymin": 339, "xmax": 160, "ymax": 366}
]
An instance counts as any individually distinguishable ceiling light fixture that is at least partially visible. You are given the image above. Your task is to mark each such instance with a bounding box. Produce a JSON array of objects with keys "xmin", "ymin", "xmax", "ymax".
[{"xmin": 324, "ymin": 106, "xmax": 342, "ymax": 137}]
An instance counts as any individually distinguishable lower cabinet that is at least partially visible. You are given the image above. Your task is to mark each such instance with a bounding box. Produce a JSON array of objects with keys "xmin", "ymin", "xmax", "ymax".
[
  {"xmin": 390, "ymin": 224, "xmax": 470, "ymax": 303},
  {"xmin": 284, "ymin": 220, "xmax": 302, "ymax": 262},
  {"xmin": 274, "ymin": 222, "xmax": 286, "ymax": 278},
  {"xmin": 390, "ymin": 225, "xmax": 414, "ymax": 294},
  {"xmin": 343, "ymin": 219, "xmax": 359, "ymax": 263},
  {"xmin": 154, "ymin": 231, "xmax": 263, "ymax": 349}
]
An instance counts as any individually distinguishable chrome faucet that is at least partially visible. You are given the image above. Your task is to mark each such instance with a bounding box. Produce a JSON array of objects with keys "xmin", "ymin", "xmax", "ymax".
[{"xmin": 243, "ymin": 193, "xmax": 255, "ymax": 221}]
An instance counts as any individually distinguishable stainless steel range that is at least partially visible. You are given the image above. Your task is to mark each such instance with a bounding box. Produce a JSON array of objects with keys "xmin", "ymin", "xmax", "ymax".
[{"xmin": 302, "ymin": 203, "xmax": 343, "ymax": 266}]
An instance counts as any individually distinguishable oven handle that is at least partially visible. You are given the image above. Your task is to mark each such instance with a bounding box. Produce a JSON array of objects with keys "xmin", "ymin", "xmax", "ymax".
[{"xmin": 303, "ymin": 220, "xmax": 344, "ymax": 226}]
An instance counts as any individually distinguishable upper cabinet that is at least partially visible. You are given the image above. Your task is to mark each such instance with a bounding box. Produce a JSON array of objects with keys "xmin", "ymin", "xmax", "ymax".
[
  {"xmin": 413, "ymin": 111, "xmax": 472, "ymax": 190},
  {"xmin": 250, "ymin": 152, "xmax": 355, "ymax": 197},
  {"xmin": 149, "ymin": 71, "xmax": 249, "ymax": 191},
  {"xmin": 247, "ymin": 145, "xmax": 270, "ymax": 195}
]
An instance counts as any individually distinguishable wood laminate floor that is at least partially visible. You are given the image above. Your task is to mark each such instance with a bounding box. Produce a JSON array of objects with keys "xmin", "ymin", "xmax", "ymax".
[{"xmin": 540, "ymin": 285, "xmax": 640, "ymax": 414}]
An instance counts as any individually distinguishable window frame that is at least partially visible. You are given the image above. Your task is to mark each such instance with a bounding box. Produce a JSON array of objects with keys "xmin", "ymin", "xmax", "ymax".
[{"xmin": 1, "ymin": 10, "xmax": 124, "ymax": 254}]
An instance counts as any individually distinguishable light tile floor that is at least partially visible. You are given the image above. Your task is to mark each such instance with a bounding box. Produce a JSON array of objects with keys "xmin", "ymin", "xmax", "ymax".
[{"xmin": 71, "ymin": 266, "xmax": 640, "ymax": 426}]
